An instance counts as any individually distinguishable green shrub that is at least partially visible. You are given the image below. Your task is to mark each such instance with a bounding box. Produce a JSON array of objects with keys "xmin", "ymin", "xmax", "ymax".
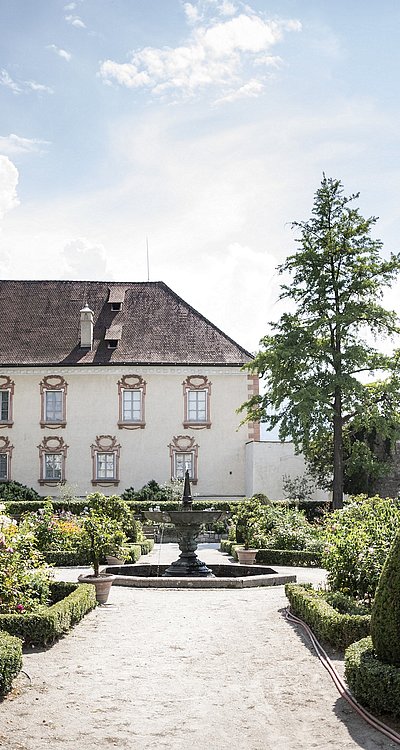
[
  {"xmin": 322, "ymin": 494, "xmax": 400, "ymax": 602},
  {"xmin": 0, "ymin": 630, "xmax": 22, "ymax": 696},
  {"xmin": 345, "ymin": 637, "xmax": 400, "ymax": 717},
  {"xmin": 255, "ymin": 548, "xmax": 323, "ymax": 567},
  {"xmin": 20, "ymin": 499, "xmax": 84, "ymax": 554},
  {"xmin": 285, "ymin": 583, "xmax": 370, "ymax": 649},
  {"xmin": 0, "ymin": 480, "xmax": 40, "ymax": 501},
  {"xmin": 370, "ymin": 531, "xmax": 400, "ymax": 666},
  {"xmin": 0, "ymin": 581, "xmax": 96, "ymax": 646},
  {"xmin": 43, "ymin": 549, "xmax": 92, "ymax": 566}
]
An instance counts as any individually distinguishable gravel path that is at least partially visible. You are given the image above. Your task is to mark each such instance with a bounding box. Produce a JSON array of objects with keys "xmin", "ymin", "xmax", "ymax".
[{"xmin": 0, "ymin": 546, "xmax": 397, "ymax": 750}]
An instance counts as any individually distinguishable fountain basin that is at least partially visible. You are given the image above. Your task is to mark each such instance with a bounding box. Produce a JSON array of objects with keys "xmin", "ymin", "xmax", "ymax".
[{"xmin": 105, "ymin": 563, "xmax": 296, "ymax": 589}]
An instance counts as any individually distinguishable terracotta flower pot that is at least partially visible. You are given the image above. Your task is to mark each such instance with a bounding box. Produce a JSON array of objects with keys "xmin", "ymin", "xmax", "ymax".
[
  {"xmin": 78, "ymin": 573, "xmax": 115, "ymax": 604},
  {"xmin": 237, "ymin": 549, "xmax": 258, "ymax": 565},
  {"xmin": 105, "ymin": 555, "xmax": 126, "ymax": 566}
]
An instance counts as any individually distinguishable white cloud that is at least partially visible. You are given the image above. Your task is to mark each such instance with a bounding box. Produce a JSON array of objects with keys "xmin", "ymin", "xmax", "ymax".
[
  {"xmin": 64, "ymin": 2, "xmax": 77, "ymax": 9},
  {"xmin": 65, "ymin": 14, "xmax": 86, "ymax": 29},
  {"xmin": 0, "ymin": 69, "xmax": 22, "ymax": 94},
  {"xmin": 25, "ymin": 81, "xmax": 54, "ymax": 94},
  {"xmin": 0, "ymin": 70, "xmax": 53, "ymax": 95},
  {"xmin": 0, "ymin": 134, "xmax": 50, "ymax": 157},
  {"xmin": 62, "ymin": 238, "xmax": 109, "ymax": 279},
  {"xmin": 47, "ymin": 44, "xmax": 72, "ymax": 62},
  {"xmin": 0, "ymin": 156, "xmax": 19, "ymax": 221},
  {"xmin": 99, "ymin": 3, "xmax": 301, "ymax": 100},
  {"xmin": 216, "ymin": 78, "xmax": 264, "ymax": 103}
]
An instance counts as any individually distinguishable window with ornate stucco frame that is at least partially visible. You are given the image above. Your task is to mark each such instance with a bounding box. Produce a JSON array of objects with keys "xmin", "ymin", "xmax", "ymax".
[
  {"xmin": 117, "ymin": 374, "xmax": 146, "ymax": 429},
  {"xmin": 38, "ymin": 436, "xmax": 68, "ymax": 486},
  {"xmin": 0, "ymin": 436, "xmax": 13, "ymax": 480},
  {"xmin": 0, "ymin": 376, "xmax": 14, "ymax": 428},
  {"xmin": 91, "ymin": 435, "xmax": 121, "ymax": 486},
  {"xmin": 40, "ymin": 375, "xmax": 68, "ymax": 428},
  {"xmin": 182, "ymin": 375, "xmax": 211, "ymax": 429},
  {"xmin": 169, "ymin": 435, "xmax": 199, "ymax": 484}
]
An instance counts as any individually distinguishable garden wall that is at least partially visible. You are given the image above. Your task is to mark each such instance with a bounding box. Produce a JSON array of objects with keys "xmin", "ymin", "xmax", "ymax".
[{"xmin": 245, "ymin": 440, "xmax": 327, "ymax": 501}]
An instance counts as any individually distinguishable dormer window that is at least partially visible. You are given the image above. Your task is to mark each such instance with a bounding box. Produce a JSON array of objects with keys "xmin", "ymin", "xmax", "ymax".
[
  {"xmin": 108, "ymin": 286, "xmax": 126, "ymax": 311},
  {"xmin": 105, "ymin": 324, "xmax": 122, "ymax": 350}
]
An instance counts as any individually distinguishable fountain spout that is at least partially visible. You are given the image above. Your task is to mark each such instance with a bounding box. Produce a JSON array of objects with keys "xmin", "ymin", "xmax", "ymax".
[{"xmin": 181, "ymin": 469, "xmax": 193, "ymax": 509}]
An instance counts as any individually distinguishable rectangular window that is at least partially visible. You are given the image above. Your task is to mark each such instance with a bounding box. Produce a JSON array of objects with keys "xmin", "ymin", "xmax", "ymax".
[
  {"xmin": 44, "ymin": 453, "xmax": 62, "ymax": 481},
  {"xmin": 187, "ymin": 390, "xmax": 207, "ymax": 422},
  {"xmin": 96, "ymin": 452, "xmax": 115, "ymax": 479},
  {"xmin": 174, "ymin": 452, "xmax": 194, "ymax": 480},
  {"xmin": 122, "ymin": 390, "xmax": 142, "ymax": 422},
  {"xmin": 0, "ymin": 391, "xmax": 9, "ymax": 422},
  {"xmin": 0, "ymin": 454, "xmax": 8, "ymax": 480},
  {"xmin": 45, "ymin": 391, "xmax": 63, "ymax": 422}
]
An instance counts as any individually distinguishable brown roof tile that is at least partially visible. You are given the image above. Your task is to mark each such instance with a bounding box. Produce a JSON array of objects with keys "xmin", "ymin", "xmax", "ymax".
[{"xmin": 0, "ymin": 281, "xmax": 252, "ymax": 366}]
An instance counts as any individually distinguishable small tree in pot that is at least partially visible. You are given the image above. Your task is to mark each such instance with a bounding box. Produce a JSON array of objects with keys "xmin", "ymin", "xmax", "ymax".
[
  {"xmin": 233, "ymin": 498, "xmax": 264, "ymax": 564},
  {"xmin": 78, "ymin": 510, "xmax": 128, "ymax": 603}
]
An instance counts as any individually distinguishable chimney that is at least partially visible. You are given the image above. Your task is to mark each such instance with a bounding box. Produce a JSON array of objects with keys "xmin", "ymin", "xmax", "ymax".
[{"xmin": 80, "ymin": 303, "xmax": 94, "ymax": 349}]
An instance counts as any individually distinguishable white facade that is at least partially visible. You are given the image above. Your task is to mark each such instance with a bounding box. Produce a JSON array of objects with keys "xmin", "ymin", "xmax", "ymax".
[
  {"xmin": 245, "ymin": 440, "xmax": 327, "ymax": 501},
  {"xmin": 2, "ymin": 365, "xmax": 251, "ymax": 498}
]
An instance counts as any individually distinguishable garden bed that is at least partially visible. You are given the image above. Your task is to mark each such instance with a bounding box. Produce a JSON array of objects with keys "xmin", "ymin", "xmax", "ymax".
[
  {"xmin": 285, "ymin": 583, "xmax": 370, "ymax": 649},
  {"xmin": 0, "ymin": 581, "xmax": 97, "ymax": 647}
]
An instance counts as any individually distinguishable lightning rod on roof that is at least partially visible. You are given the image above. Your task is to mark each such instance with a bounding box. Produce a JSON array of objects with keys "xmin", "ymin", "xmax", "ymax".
[{"xmin": 146, "ymin": 236, "xmax": 150, "ymax": 282}]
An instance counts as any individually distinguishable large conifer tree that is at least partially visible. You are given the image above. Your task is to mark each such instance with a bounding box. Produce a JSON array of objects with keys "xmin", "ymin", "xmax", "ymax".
[{"xmin": 241, "ymin": 176, "xmax": 400, "ymax": 508}]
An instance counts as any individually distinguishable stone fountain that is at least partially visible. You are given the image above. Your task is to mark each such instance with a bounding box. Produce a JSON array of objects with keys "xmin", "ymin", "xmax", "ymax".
[{"xmin": 144, "ymin": 470, "xmax": 224, "ymax": 577}]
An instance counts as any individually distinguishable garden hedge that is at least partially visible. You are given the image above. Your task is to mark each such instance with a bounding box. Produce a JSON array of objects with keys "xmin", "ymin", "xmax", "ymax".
[
  {"xmin": 285, "ymin": 583, "xmax": 370, "ymax": 649},
  {"xmin": 0, "ymin": 631, "xmax": 23, "ymax": 697},
  {"xmin": 345, "ymin": 636, "xmax": 400, "ymax": 718},
  {"xmin": 0, "ymin": 581, "xmax": 97, "ymax": 646},
  {"xmin": 220, "ymin": 540, "xmax": 323, "ymax": 567}
]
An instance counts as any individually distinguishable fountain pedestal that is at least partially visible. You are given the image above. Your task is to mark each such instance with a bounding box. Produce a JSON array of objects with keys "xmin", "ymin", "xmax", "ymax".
[{"xmin": 164, "ymin": 523, "xmax": 214, "ymax": 577}]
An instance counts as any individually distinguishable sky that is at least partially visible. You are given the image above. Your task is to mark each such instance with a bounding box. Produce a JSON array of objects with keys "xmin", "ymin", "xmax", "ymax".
[{"xmin": 1, "ymin": 0, "xmax": 400, "ymax": 355}]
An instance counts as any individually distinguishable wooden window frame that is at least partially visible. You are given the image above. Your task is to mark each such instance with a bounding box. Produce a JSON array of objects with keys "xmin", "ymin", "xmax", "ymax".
[
  {"xmin": 0, "ymin": 376, "xmax": 14, "ymax": 428},
  {"xmin": 91, "ymin": 435, "xmax": 121, "ymax": 486},
  {"xmin": 38, "ymin": 436, "xmax": 68, "ymax": 486},
  {"xmin": 183, "ymin": 375, "xmax": 211, "ymax": 429},
  {"xmin": 117, "ymin": 375, "xmax": 146, "ymax": 430},
  {"xmin": 40, "ymin": 375, "xmax": 68, "ymax": 429},
  {"xmin": 169, "ymin": 435, "xmax": 199, "ymax": 484},
  {"xmin": 0, "ymin": 436, "xmax": 13, "ymax": 481}
]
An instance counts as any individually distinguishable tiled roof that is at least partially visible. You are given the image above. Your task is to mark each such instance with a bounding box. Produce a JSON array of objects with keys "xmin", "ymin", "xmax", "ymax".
[{"xmin": 0, "ymin": 281, "xmax": 252, "ymax": 366}]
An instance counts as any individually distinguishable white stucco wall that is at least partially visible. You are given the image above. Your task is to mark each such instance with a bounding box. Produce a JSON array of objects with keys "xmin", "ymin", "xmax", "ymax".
[
  {"xmin": 2, "ymin": 365, "xmax": 250, "ymax": 498},
  {"xmin": 245, "ymin": 440, "xmax": 327, "ymax": 501}
]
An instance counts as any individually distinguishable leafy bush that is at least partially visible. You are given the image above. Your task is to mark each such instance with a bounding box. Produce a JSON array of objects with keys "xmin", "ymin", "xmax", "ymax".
[
  {"xmin": 121, "ymin": 479, "xmax": 183, "ymax": 503},
  {"xmin": 345, "ymin": 637, "xmax": 400, "ymax": 718},
  {"xmin": 0, "ymin": 505, "xmax": 51, "ymax": 614},
  {"xmin": 0, "ymin": 480, "xmax": 40, "ymax": 501},
  {"xmin": 21, "ymin": 498, "xmax": 84, "ymax": 554},
  {"xmin": 80, "ymin": 510, "xmax": 127, "ymax": 576},
  {"xmin": 232, "ymin": 499, "xmax": 322, "ymax": 553},
  {"xmin": 370, "ymin": 531, "xmax": 400, "ymax": 666},
  {"xmin": 0, "ymin": 630, "xmax": 22, "ymax": 696},
  {"xmin": 0, "ymin": 581, "xmax": 96, "ymax": 646},
  {"xmin": 322, "ymin": 494, "xmax": 400, "ymax": 602},
  {"xmin": 285, "ymin": 583, "xmax": 370, "ymax": 649},
  {"xmin": 282, "ymin": 473, "xmax": 316, "ymax": 502}
]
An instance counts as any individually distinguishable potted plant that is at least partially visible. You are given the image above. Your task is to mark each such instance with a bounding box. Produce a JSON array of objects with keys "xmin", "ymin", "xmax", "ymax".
[
  {"xmin": 78, "ymin": 510, "xmax": 127, "ymax": 603},
  {"xmin": 233, "ymin": 498, "xmax": 263, "ymax": 565}
]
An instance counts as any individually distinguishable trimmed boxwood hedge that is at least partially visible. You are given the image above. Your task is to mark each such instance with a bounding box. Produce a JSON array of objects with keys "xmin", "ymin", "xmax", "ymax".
[
  {"xmin": 0, "ymin": 631, "xmax": 23, "ymax": 697},
  {"xmin": 285, "ymin": 583, "xmax": 371, "ymax": 650},
  {"xmin": 220, "ymin": 540, "xmax": 322, "ymax": 567},
  {"xmin": 345, "ymin": 636, "xmax": 400, "ymax": 718},
  {"xmin": 0, "ymin": 581, "xmax": 97, "ymax": 646}
]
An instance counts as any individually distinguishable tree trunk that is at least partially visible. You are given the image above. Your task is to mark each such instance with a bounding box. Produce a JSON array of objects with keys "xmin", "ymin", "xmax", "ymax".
[{"xmin": 332, "ymin": 386, "xmax": 344, "ymax": 509}]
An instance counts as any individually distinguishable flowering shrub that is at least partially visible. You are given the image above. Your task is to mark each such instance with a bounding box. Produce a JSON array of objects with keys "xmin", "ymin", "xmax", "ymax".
[
  {"xmin": 21, "ymin": 498, "xmax": 83, "ymax": 553},
  {"xmin": 0, "ymin": 505, "xmax": 50, "ymax": 614},
  {"xmin": 322, "ymin": 495, "xmax": 400, "ymax": 603},
  {"xmin": 232, "ymin": 499, "xmax": 322, "ymax": 552}
]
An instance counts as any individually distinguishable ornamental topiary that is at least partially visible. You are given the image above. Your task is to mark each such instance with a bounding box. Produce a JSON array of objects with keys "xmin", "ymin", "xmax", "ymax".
[{"xmin": 370, "ymin": 530, "xmax": 400, "ymax": 666}]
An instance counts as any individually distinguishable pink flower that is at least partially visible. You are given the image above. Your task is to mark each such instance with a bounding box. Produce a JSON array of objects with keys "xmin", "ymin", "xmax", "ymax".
[{"xmin": 16, "ymin": 604, "xmax": 25, "ymax": 612}]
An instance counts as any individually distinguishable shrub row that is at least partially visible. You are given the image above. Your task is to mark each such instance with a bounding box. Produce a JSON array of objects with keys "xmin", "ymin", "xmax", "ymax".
[
  {"xmin": 220, "ymin": 540, "xmax": 322, "ymax": 567},
  {"xmin": 0, "ymin": 631, "xmax": 23, "ymax": 697},
  {"xmin": 0, "ymin": 581, "xmax": 97, "ymax": 646},
  {"xmin": 285, "ymin": 583, "xmax": 370, "ymax": 650},
  {"xmin": 44, "ymin": 549, "xmax": 92, "ymax": 566},
  {"xmin": 5, "ymin": 497, "xmax": 330, "ymax": 520},
  {"xmin": 345, "ymin": 637, "xmax": 400, "ymax": 718}
]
